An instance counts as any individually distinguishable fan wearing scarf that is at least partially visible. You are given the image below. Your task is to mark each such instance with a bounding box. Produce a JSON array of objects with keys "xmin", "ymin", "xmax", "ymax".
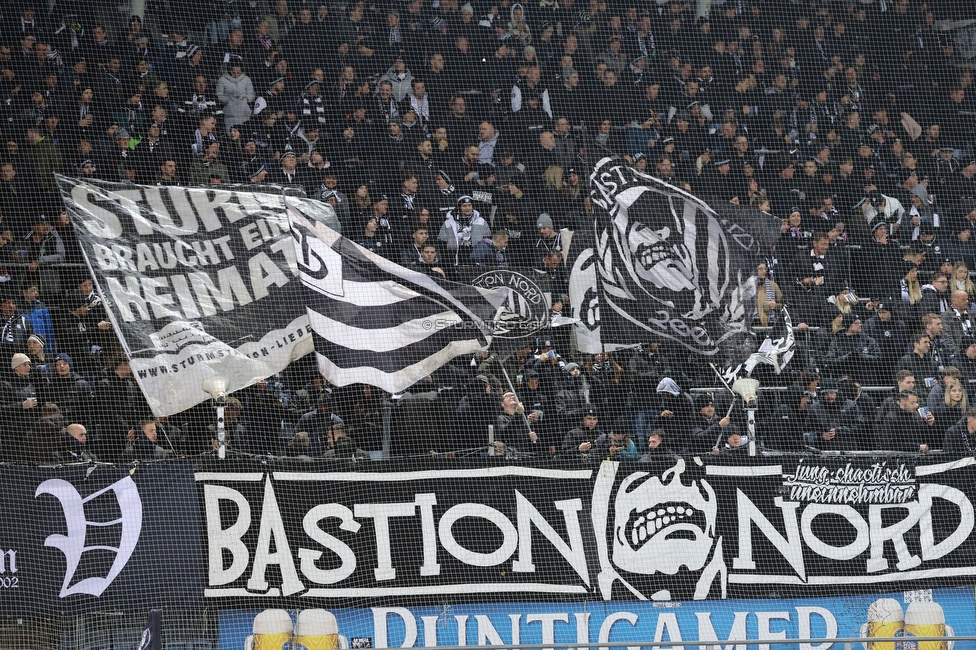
[
  {"xmin": 756, "ymin": 261, "xmax": 783, "ymax": 326},
  {"xmin": 438, "ymin": 195, "xmax": 490, "ymax": 266}
]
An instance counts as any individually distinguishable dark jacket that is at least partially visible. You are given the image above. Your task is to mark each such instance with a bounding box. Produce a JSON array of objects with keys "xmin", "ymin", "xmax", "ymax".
[
  {"xmin": 554, "ymin": 375, "xmax": 594, "ymax": 424},
  {"xmin": 94, "ymin": 370, "xmax": 152, "ymax": 462},
  {"xmin": 807, "ymin": 398, "xmax": 864, "ymax": 451},
  {"xmin": 52, "ymin": 305, "xmax": 101, "ymax": 374},
  {"xmin": 125, "ymin": 429, "xmax": 169, "ymax": 461},
  {"xmin": 654, "ymin": 391, "xmax": 695, "ymax": 452},
  {"xmin": 856, "ymin": 239, "xmax": 901, "ymax": 301},
  {"xmin": 896, "ymin": 352, "xmax": 939, "ymax": 398},
  {"xmin": 941, "ymin": 309, "xmax": 973, "ymax": 357},
  {"xmin": 864, "ymin": 314, "xmax": 909, "ymax": 373},
  {"xmin": 788, "ymin": 286, "xmax": 832, "ymax": 328},
  {"xmin": 876, "ymin": 407, "xmax": 933, "ymax": 452},
  {"xmin": 0, "ymin": 311, "xmax": 34, "ymax": 364},
  {"xmin": 690, "ymin": 414, "xmax": 740, "ymax": 455},
  {"xmin": 24, "ymin": 413, "xmax": 63, "ymax": 465},
  {"xmin": 3, "ymin": 405, "xmax": 58, "ymax": 465},
  {"xmin": 560, "ymin": 425, "xmax": 603, "ymax": 457},
  {"xmin": 56, "ymin": 431, "xmax": 99, "ymax": 463},
  {"xmin": 0, "ymin": 370, "xmax": 44, "ymax": 459},
  {"xmin": 759, "ymin": 386, "xmax": 813, "ymax": 451},
  {"xmin": 919, "ymin": 287, "xmax": 950, "ymax": 316},
  {"xmin": 873, "ymin": 390, "xmax": 905, "ymax": 430},
  {"xmin": 944, "ymin": 420, "xmax": 976, "ymax": 454},
  {"xmin": 293, "ymin": 408, "xmax": 335, "ymax": 453},
  {"xmin": 639, "ymin": 445, "xmax": 683, "ymax": 465},
  {"xmin": 931, "ymin": 403, "xmax": 966, "ymax": 447},
  {"xmin": 823, "ymin": 332, "xmax": 881, "ymax": 376},
  {"xmin": 322, "ymin": 434, "xmax": 367, "ymax": 460},
  {"xmin": 43, "ymin": 371, "xmax": 91, "ymax": 426},
  {"xmin": 495, "ymin": 411, "xmax": 534, "ymax": 450}
]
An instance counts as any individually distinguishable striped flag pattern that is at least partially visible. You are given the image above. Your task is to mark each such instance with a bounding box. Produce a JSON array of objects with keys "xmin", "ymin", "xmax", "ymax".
[{"xmin": 287, "ymin": 205, "xmax": 506, "ymax": 393}]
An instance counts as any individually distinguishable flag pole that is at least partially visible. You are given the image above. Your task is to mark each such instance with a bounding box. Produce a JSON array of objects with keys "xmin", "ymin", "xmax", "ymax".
[{"xmin": 709, "ymin": 363, "xmax": 736, "ymax": 395}]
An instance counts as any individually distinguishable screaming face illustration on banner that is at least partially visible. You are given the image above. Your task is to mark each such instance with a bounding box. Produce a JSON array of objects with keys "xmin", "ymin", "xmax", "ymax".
[
  {"xmin": 592, "ymin": 460, "xmax": 727, "ymax": 602},
  {"xmin": 590, "ymin": 158, "xmax": 751, "ymax": 355},
  {"xmin": 612, "ymin": 463, "xmax": 718, "ymax": 577}
]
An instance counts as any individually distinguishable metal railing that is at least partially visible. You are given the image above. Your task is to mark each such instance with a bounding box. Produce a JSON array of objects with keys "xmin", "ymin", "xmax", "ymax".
[
  {"xmin": 372, "ymin": 637, "xmax": 974, "ymax": 650},
  {"xmin": 690, "ymin": 385, "xmax": 894, "ymax": 394}
]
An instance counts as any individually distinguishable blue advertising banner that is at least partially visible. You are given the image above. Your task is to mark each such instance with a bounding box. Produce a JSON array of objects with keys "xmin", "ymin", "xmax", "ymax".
[{"xmin": 217, "ymin": 588, "xmax": 976, "ymax": 650}]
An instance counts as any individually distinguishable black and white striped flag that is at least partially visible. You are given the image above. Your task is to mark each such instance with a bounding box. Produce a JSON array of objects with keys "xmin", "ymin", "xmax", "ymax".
[{"xmin": 287, "ymin": 206, "xmax": 506, "ymax": 392}]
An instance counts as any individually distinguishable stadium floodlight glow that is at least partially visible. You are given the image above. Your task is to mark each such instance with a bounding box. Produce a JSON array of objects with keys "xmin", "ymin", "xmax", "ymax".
[{"xmin": 202, "ymin": 376, "xmax": 230, "ymax": 459}]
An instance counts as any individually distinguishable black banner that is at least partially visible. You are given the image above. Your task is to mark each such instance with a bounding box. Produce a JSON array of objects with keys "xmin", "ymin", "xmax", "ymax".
[
  {"xmin": 4, "ymin": 455, "xmax": 976, "ymax": 616},
  {"xmin": 56, "ymin": 177, "xmax": 340, "ymax": 416},
  {"xmin": 0, "ymin": 461, "xmax": 204, "ymax": 614},
  {"xmin": 196, "ymin": 456, "xmax": 976, "ymax": 605}
]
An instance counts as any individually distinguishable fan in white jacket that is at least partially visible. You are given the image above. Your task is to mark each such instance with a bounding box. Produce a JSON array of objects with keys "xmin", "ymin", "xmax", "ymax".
[{"xmin": 215, "ymin": 62, "xmax": 255, "ymax": 133}]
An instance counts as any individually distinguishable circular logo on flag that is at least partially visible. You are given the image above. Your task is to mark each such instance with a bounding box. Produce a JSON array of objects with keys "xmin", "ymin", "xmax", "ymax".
[{"xmin": 472, "ymin": 269, "xmax": 549, "ymax": 339}]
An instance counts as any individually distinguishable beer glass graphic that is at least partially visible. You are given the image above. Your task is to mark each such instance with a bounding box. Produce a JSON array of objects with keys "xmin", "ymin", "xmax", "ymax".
[
  {"xmin": 861, "ymin": 598, "xmax": 904, "ymax": 650},
  {"xmin": 861, "ymin": 600, "xmax": 954, "ymax": 650},
  {"xmin": 295, "ymin": 610, "xmax": 348, "ymax": 650},
  {"xmin": 245, "ymin": 609, "xmax": 294, "ymax": 650},
  {"xmin": 901, "ymin": 602, "xmax": 953, "ymax": 650}
]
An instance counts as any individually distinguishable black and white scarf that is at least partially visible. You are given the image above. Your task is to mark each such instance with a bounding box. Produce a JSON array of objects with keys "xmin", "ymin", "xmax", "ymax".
[
  {"xmin": 763, "ymin": 278, "xmax": 777, "ymax": 323},
  {"xmin": 957, "ymin": 308, "xmax": 974, "ymax": 337},
  {"xmin": 1, "ymin": 313, "xmax": 25, "ymax": 343},
  {"xmin": 300, "ymin": 93, "xmax": 327, "ymax": 127},
  {"xmin": 192, "ymin": 128, "xmax": 218, "ymax": 156},
  {"xmin": 401, "ymin": 192, "xmax": 416, "ymax": 211},
  {"xmin": 409, "ymin": 93, "xmax": 430, "ymax": 122},
  {"xmin": 377, "ymin": 96, "xmax": 400, "ymax": 123}
]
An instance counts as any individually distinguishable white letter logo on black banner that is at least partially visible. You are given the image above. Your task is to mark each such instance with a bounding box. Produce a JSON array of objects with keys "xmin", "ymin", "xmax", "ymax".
[{"xmin": 35, "ymin": 476, "xmax": 143, "ymax": 598}]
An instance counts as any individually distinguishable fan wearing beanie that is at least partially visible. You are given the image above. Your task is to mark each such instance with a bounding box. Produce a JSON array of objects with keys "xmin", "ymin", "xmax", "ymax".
[
  {"xmin": 0, "ymin": 286, "xmax": 33, "ymax": 353},
  {"xmin": 0, "ymin": 352, "xmax": 40, "ymax": 463},
  {"xmin": 10, "ymin": 353, "xmax": 31, "ymax": 372},
  {"xmin": 48, "ymin": 353, "xmax": 91, "ymax": 426},
  {"xmin": 26, "ymin": 333, "xmax": 47, "ymax": 368}
]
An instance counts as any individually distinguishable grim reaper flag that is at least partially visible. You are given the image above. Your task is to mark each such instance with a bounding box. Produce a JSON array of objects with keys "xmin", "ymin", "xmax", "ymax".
[{"xmin": 588, "ymin": 158, "xmax": 781, "ymax": 355}]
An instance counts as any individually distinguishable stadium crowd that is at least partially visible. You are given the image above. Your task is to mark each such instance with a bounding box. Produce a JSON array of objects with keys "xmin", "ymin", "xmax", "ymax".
[{"xmin": 0, "ymin": 0, "xmax": 974, "ymax": 464}]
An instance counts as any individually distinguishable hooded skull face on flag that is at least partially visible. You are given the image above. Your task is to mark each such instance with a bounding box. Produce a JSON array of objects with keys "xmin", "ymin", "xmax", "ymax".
[{"xmin": 589, "ymin": 157, "xmax": 769, "ymax": 355}]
